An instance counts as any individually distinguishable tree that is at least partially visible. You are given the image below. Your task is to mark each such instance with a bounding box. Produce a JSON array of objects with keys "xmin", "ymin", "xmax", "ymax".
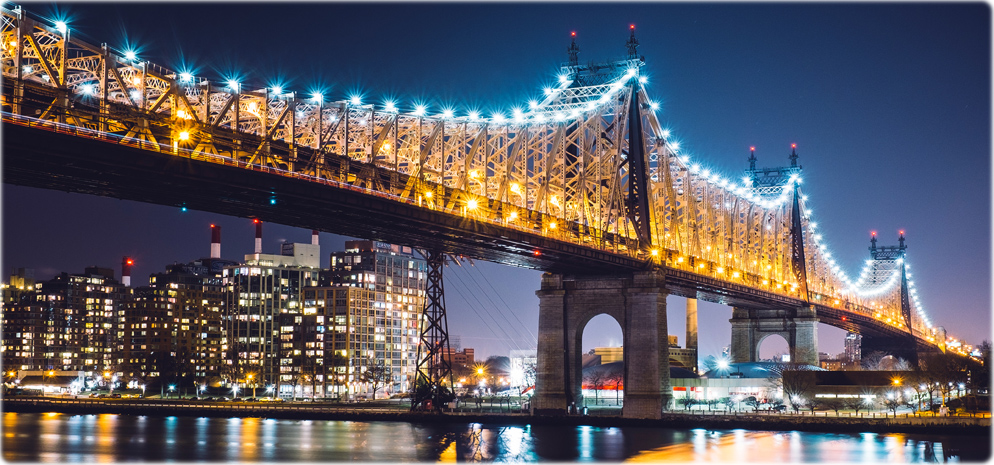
[
  {"xmin": 772, "ymin": 361, "xmax": 816, "ymax": 413},
  {"xmin": 861, "ymin": 351, "xmax": 888, "ymax": 371},
  {"xmin": 360, "ymin": 358, "xmax": 389, "ymax": 400},
  {"xmin": 605, "ymin": 369, "xmax": 624, "ymax": 405},
  {"xmin": 919, "ymin": 351, "xmax": 966, "ymax": 409},
  {"xmin": 883, "ymin": 393, "xmax": 902, "ymax": 415},
  {"xmin": 676, "ymin": 391, "xmax": 696, "ymax": 410},
  {"xmin": 583, "ymin": 369, "xmax": 609, "ymax": 405},
  {"xmin": 484, "ymin": 355, "xmax": 510, "ymax": 373},
  {"xmin": 842, "ymin": 397, "xmax": 869, "ymax": 414},
  {"xmin": 820, "ymin": 398, "xmax": 844, "ymax": 415}
]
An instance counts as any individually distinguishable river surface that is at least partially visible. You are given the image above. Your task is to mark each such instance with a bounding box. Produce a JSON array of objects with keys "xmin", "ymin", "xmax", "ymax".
[{"xmin": 2, "ymin": 412, "xmax": 988, "ymax": 462}]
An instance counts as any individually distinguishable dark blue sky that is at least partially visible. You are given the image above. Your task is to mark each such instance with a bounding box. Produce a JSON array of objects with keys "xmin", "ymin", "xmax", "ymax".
[{"xmin": 4, "ymin": 2, "xmax": 990, "ymax": 359}]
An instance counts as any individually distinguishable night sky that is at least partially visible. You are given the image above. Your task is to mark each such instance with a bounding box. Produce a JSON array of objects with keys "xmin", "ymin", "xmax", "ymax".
[{"xmin": 3, "ymin": 3, "xmax": 990, "ymax": 360}]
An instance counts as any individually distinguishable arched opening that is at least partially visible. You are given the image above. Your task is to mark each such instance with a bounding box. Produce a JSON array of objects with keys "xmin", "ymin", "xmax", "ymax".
[
  {"xmin": 758, "ymin": 333, "xmax": 791, "ymax": 362},
  {"xmin": 579, "ymin": 314, "xmax": 624, "ymax": 408}
]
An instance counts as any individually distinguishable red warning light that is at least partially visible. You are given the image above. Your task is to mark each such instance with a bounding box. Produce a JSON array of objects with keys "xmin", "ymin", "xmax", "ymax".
[
  {"xmin": 791, "ymin": 143, "xmax": 797, "ymax": 149},
  {"xmin": 899, "ymin": 230, "xmax": 905, "ymax": 235},
  {"xmin": 749, "ymin": 146, "xmax": 755, "ymax": 151},
  {"xmin": 534, "ymin": 250, "xmax": 541, "ymax": 256},
  {"xmin": 571, "ymin": 31, "xmax": 576, "ymax": 37},
  {"xmin": 841, "ymin": 316, "xmax": 847, "ymax": 321},
  {"xmin": 630, "ymin": 24, "xmax": 635, "ymax": 30},
  {"xmin": 871, "ymin": 231, "xmax": 877, "ymax": 236},
  {"xmin": 126, "ymin": 259, "xmax": 134, "ymax": 265},
  {"xmin": 253, "ymin": 219, "xmax": 260, "ymax": 224},
  {"xmin": 210, "ymin": 224, "xmax": 215, "ymax": 228}
]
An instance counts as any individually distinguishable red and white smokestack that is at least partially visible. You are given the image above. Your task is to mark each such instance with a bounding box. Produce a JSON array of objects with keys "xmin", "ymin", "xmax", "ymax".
[
  {"xmin": 311, "ymin": 229, "xmax": 319, "ymax": 245},
  {"xmin": 122, "ymin": 256, "xmax": 133, "ymax": 287},
  {"xmin": 210, "ymin": 224, "xmax": 221, "ymax": 259},
  {"xmin": 254, "ymin": 219, "xmax": 262, "ymax": 254}
]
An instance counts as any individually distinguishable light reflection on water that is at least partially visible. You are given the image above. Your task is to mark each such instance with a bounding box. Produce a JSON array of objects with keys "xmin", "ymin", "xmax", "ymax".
[{"xmin": 2, "ymin": 412, "xmax": 986, "ymax": 462}]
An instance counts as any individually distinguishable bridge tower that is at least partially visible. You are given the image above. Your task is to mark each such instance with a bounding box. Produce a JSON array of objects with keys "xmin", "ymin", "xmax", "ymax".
[
  {"xmin": 859, "ymin": 232, "xmax": 920, "ymax": 363},
  {"xmin": 411, "ymin": 250, "xmax": 454, "ymax": 412},
  {"xmin": 533, "ymin": 30, "xmax": 671, "ymax": 420},
  {"xmin": 730, "ymin": 145, "xmax": 819, "ymax": 366}
]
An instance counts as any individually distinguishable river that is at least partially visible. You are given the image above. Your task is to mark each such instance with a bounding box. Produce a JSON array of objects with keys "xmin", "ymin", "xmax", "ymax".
[{"xmin": 2, "ymin": 412, "xmax": 987, "ymax": 462}]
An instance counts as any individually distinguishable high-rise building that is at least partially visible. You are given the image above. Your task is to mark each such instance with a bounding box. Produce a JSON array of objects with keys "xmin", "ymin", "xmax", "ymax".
[
  {"xmin": 844, "ymin": 332, "xmax": 862, "ymax": 366},
  {"xmin": 2, "ymin": 267, "xmax": 129, "ymax": 374},
  {"xmin": 281, "ymin": 285, "xmax": 377, "ymax": 399},
  {"xmin": 225, "ymin": 241, "xmax": 322, "ymax": 392},
  {"xmin": 123, "ymin": 258, "xmax": 235, "ymax": 389},
  {"xmin": 2, "ymin": 268, "xmax": 43, "ymax": 372},
  {"xmin": 329, "ymin": 241, "xmax": 426, "ymax": 393}
]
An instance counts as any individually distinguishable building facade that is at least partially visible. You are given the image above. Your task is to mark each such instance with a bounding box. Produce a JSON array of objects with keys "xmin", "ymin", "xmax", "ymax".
[
  {"xmin": 330, "ymin": 241, "xmax": 426, "ymax": 394},
  {"xmin": 2, "ymin": 267, "xmax": 129, "ymax": 375},
  {"xmin": 225, "ymin": 243, "xmax": 321, "ymax": 392}
]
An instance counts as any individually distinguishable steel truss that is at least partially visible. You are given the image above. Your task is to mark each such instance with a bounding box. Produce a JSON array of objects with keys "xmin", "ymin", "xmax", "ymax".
[{"xmin": 0, "ymin": 3, "xmax": 940, "ymax": 347}]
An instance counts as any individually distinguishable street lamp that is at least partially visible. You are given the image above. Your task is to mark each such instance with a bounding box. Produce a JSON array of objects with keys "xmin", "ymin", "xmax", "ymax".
[
  {"xmin": 168, "ymin": 384, "xmax": 175, "ymax": 399},
  {"xmin": 248, "ymin": 374, "xmax": 256, "ymax": 398},
  {"xmin": 141, "ymin": 384, "xmax": 146, "ymax": 398}
]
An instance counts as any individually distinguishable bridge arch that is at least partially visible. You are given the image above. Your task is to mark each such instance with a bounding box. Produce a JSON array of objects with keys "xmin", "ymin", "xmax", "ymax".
[
  {"xmin": 757, "ymin": 333, "xmax": 790, "ymax": 361},
  {"xmin": 579, "ymin": 314, "xmax": 624, "ymax": 405},
  {"xmin": 729, "ymin": 306, "xmax": 819, "ymax": 366}
]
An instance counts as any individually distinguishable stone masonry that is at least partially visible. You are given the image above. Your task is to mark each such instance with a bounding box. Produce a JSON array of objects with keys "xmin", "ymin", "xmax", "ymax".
[
  {"xmin": 729, "ymin": 305, "xmax": 819, "ymax": 365},
  {"xmin": 533, "ymin": 270, "xmax": 671, "ymax": 419}
]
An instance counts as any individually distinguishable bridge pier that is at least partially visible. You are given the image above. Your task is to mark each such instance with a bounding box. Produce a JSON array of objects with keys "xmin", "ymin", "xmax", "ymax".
[
  {"xmin": 533, "ymin": 270, "xmax": 671, "ymax": 419},
  {"xmin": 729, "ymin": 306, "xmax": 819, "ymax": 366}
]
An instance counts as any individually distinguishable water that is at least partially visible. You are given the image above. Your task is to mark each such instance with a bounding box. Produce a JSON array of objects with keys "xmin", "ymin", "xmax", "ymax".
[{"xmin": 2, "ymin": 412, "xmax": 987, "ymax": 462}]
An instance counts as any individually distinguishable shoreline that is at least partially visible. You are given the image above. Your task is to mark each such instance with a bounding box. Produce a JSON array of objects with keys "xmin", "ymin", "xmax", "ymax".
[{"xmin": 5, "ymin": 397, "xmax": 989, "ymax": 436}]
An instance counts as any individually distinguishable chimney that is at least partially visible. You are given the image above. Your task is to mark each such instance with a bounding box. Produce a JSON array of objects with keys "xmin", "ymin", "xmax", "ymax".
[
  {"xmin": 311, "ymin": 230, "xmax": 319, "ymax": 245},
  {"xmin": 121, "ymin": 256, "xmax": 133, "ymax": 287},
  {"xmin": 254, "ymin": 219, "xmax": 262, "ymax": 254},
  {"xmin": 210, "ymin": 224, "xmax": 221, "ymax": 259}
]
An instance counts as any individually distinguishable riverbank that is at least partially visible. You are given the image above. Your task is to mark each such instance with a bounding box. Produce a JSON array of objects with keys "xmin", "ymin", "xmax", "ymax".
[{"xmin": 5, "ymin": 397, "xmax": 989, "ymax": 436}]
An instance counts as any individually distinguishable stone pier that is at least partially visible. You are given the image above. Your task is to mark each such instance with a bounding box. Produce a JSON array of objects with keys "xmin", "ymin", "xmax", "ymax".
[
  {"xmin": 729, "ymin": 305, "xmax": 819, "ymax": 365},
  {"xmin": 532, "ymin": 270, "xmax": 671, "ymax": 419}
]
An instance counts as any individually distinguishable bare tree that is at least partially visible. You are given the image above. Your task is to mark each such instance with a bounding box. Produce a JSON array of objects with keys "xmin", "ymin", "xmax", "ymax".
[
  {"xmin": 605, "ymin": 370, "xmax": 624, "ymax": 405},
  {"xmin": 860, "ymin": 351, "xmax": 887, "ymax": 370},
  {"xmin": 843, "ymin": 396, "xmax": 870, "ymax": 414},
  {"xmin": 768, "ymin": 352, "xmax": 816, "ymax": 412},
  {"xmin": 360, "ymin": 358, "xmax": 389, "ymax": 400},
  {"xmin": 820, "ymin": 398, "xmax": 844, "ymax": 415},
  {"xmin": 583, "ymin": 369, "xmax": 609, "ymax": 405}
]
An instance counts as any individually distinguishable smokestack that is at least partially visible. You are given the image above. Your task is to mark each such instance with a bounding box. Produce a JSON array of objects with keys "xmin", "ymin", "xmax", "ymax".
[
  {"xmin": 311, "ymin": 230, "xmax": 319, "ymax": 245},
  {"xmin": 210, "ymin": 224, "xmax": 221, "ymax": 259},
  {"xmin": 121, "ymin": 256, "xmax": 133, "ymax": 287},
  {"xmin": 254, "ymin": 219, "xmax": 262, "ymax": 254}
]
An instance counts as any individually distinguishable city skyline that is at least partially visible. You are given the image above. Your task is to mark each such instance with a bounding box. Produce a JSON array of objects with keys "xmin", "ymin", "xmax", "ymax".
[{"xmin": 3, "ymin": 2, "xmax": 990, "ymax": 360}]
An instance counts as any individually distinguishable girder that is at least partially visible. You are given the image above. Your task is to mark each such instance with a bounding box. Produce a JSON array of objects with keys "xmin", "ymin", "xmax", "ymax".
[{"xmin": 0, "ymin": 3, "xmax": 957, "ymax": 354}]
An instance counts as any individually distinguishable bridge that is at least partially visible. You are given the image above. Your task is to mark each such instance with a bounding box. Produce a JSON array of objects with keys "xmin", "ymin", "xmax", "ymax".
[{"xmin": 0, "ymin": 5, "xmax": 976, "ymax": 418}]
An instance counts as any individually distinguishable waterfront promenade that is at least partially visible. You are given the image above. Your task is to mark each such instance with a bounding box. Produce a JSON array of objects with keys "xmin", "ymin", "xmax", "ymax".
[{"xmin": 5, "ymin": 396, "xmax": 988, "ymax": 436}]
